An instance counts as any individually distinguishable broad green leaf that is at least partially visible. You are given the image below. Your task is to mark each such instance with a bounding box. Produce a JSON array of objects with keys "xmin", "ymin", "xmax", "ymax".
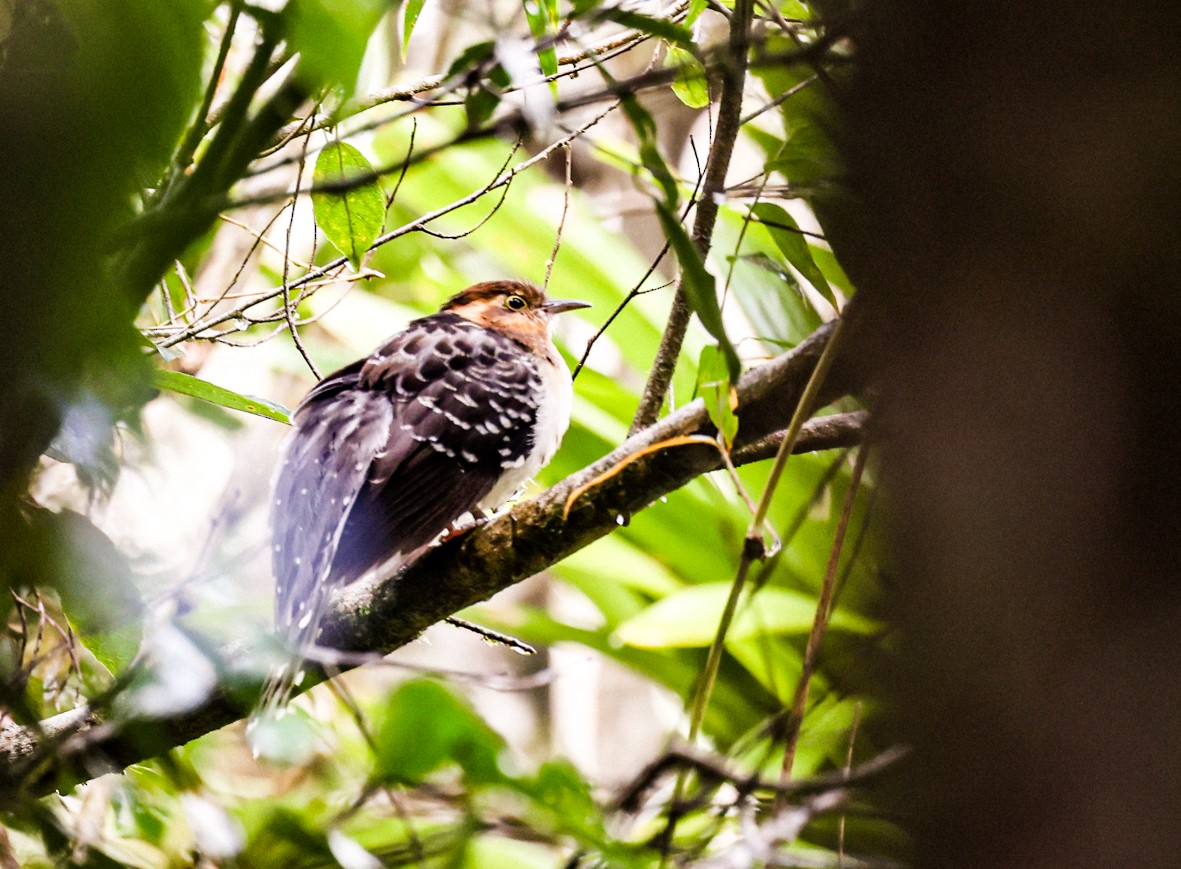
[
  {"xmin": 665, "ymin": 45, "xmax": 711, "ymax": 109},
  {"xmin": 312, "ymin": 141, "xmax": 386, "ymax": 269},
  {"xmin": 401, "ymin": 0, "xmax": 427, "ymax": 56},
  {"xmin": 615, "ymin": 582, "xmax": 879, "ymax": 648},
  {"xmin": 286, "ymin": 0, "xmax": 388, "ymax": 93},
  {"xmin": 695, "ymin": 344, "xmax": 739, "ymax": 448},
  {"xmin": 373, "ymin": 679, "xmax": 506, "ymax": 785},
  {"xmin": 153, "ymin": 370, "xmax": 292, "ymax": 424},
  {"xmin": 655, "ymin": 201, "xmax": 741, "ymax": 378},
  {"xmin": 751, "ymin": 202, "xmax": 835, "ymax": 305}
]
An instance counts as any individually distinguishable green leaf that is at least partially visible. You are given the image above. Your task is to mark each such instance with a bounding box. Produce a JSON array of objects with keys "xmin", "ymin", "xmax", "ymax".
[
  {"xmin": 615, "ymin": 583, "xmax": 879, "ymax": 648},
  {"xmin": 286, "ymin": 0, "xmax": 388, "ymax": 93},
  {"xmin": 401, "ymin": 0, "xmax": 427, "ymax": 56},
  {"xmin": 665, "ymin": 45, "xmax": 711, "ymax": 109},
  {"xmin": 597, "ymin": 8, "xmax": 695, "ymax": 51},
  {"xmin": 522, "ymin": 0, "xmax": 558, "ymax": 85},
  {"xmin": 373, "ymin": 679, "xmax": 507, "ymax": 785},
  {"xmin": 46, "ymin": 510, "xmax": 144, "ymax": 674},
  {"xmin": 655, "ymin": 201, "xmax": 741, "ymax": 379},
  {"xmin": 695, "ymin": 345, "xmax": 738, "ymax": 448},
  {"xmin": 312, "ymin": 141, "xmax": 386, "ymax": 269},
  {"xmin": 751, "ymin": 202, "xmax": 836, "ymax": 305},
  {"xmin": 153, "ymin": 370, "xmax": 292, "ymax": 424}
]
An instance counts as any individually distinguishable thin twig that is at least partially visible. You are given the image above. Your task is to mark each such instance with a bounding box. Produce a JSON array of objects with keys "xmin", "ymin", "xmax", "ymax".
[{"xmin": 777, "ymin": 442, "xmax": 869, "ymax": 789}]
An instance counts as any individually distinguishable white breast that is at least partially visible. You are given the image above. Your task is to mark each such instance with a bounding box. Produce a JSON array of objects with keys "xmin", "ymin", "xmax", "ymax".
[{"xmin": 479, "ymin": 345, "xmax": 573, "ymax": 510}]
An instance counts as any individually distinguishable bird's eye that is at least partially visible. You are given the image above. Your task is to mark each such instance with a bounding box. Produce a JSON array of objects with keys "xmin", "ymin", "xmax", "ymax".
[{"xmin": 504, "ymin": 294, "xmax": 528, "ymax": 311}]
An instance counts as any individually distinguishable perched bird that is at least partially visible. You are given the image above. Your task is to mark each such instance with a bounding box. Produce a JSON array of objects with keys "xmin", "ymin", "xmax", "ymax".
[{"xmin": 268, "ymin": 280, "xmax": 588, "ymax": 678}]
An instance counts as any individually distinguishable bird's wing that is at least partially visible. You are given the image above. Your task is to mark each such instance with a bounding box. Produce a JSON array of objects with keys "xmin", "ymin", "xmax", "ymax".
[
  {"xmin": 271, "ymin": 359, "xmax": 396, "ymax": 638},
  {"xmin": 329, "ymin": 315, "xmax": 544, "ymax": 581}
]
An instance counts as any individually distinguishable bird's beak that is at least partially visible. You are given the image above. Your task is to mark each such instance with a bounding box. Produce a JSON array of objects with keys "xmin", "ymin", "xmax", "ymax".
[{"xmin": 542, "ymin": 298, "xmax": 591, "ymax": 315}]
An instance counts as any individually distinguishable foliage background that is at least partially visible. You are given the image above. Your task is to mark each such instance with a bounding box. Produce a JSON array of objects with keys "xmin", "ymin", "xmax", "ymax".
[{"xmin": 4, "ymin": 0, "xmax": 1179, "ymax": 867}]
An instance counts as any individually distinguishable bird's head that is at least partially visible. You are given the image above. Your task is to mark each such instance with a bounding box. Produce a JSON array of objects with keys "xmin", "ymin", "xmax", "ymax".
[{"xmin": 441, "ymin": 281, "xmax": 589, "ymax": 354}]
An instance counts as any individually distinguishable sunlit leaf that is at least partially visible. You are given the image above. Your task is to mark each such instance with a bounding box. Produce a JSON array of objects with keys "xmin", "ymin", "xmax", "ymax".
[
  {"xmin": 313, "ymin": 141, "xmax": 386, "ymax": 269},
  {"xmin": 401, "ymin": 0, "xmax": 427, "ymax": 56},
  {"xmin": 522, "ymin": 0, "xmax": 558, "ymax": 85},
  {"xmin": 665, "ymin": 45, "xmax": 711, "ymax": 108},
  {"xmin": 153, "ymin": 370, "xmax": 292, "ymax": 424},
  {"xmin": 695, "ymin": 344, "xmax": 739, "ymax": 448},
  {"xmin": 615, "ymin": 583, "xmax": 879, "ymax": 648}
]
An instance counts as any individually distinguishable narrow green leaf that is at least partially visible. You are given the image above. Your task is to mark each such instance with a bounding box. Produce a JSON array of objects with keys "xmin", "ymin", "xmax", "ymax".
[
  {"xmin": 154, "ymin": 370, "xmax": 292, "ymax": 424},
  {"xmin": 620, "ymin": 95, "xmax": 679, "ymax": 205},
  {"xmin": 598, "ymin": 8, "xmax": 695, "ymax": 50},
  {"xmin": 751, "ymin": 202, "xmax": 836, "ymax": 305},
  {"xmin": 312, "ymin": 141, "xmax": 386, "ymax": 269},
  {"xmin": 665, "ymin": 45, "xmax": 711, "ymax": 109},
  {"xmin": 655, "ymin": 201, "xmax": 741, "ymax": 379},
  {"xmin": 687, "ymin": 0, "xmax": 709, "ymax": 25},
  {"xmin": 401, "ymin": 0, "xmax": 427, "ymax": 57},
  {"xmin": 522, "ymin": 0, "xmax": 558, "ymax": 84},
  {"xmin": 695, "ymin": 345, "xmax": 738, "ymax": 448}
]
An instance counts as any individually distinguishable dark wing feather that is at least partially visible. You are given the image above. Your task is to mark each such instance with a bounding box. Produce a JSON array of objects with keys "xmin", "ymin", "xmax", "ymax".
[
  {"xmin": 271, "ymin": 313, "xmax": 544, "ymax": 643},
  {"xmin": 331, "ymin": 314, "xmax": 544, "ymax": 581},
  {"xmin": 271, "ymin": 359, "xmax": 392, "ymax": 638}
]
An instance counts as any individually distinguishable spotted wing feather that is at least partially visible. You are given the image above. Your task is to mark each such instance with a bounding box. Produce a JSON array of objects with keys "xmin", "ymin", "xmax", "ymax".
[
  {"xmin": 270, "ymin": 313, "xmax": 544, "ymax": 644},
  {"xmin": 330, "ymin": 314, "xmax": 545, "ymax": 581}
]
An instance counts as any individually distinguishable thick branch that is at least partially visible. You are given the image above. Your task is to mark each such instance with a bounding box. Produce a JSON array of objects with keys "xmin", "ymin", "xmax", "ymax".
[{"xmin": 0, "ymin": 319, "xmax": 860, "ymax": 805}]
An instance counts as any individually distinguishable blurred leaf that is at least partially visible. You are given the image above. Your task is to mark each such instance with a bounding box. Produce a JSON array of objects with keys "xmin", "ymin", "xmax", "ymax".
[
  {"xmin": 40, "ymin": 510, "xmax": 144, "ymax": 674},
  {"xmin": 373, "ymin": 679, "xmax": 506, "ymax": 785},
  {"xmin": 695, "ymin": 345, "xmax": 739, "ymax": 448},
  {"xmin": 313, "ymin": 141, "xmax": 386, "ymax": 269},
  {"xmin": 656, "ymin": 201, "xmax": 741, "ymax": 378},
  {"xmin": 665, "ymin": 45, "xmax": 711, "ymax": 108},
  {"xmin": 247, "ymin": 706, "xmax": 321, "ymax": 766},
  {"xmin": 752, "ymin": 202, "xmax": 836, "ymax": 305},
  {"xmin": 286, "ymin": 0, "xmax": 388, "ymax": 93},
  {"xmin": 153, "ymin": 370, "xmax": 292, "ymax": 424}
]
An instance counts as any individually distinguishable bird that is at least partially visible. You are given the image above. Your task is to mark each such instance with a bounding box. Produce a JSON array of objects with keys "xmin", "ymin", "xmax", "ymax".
[{"xmin": 265, "ymin": 280, "xmax": 588, "ymax": 699}]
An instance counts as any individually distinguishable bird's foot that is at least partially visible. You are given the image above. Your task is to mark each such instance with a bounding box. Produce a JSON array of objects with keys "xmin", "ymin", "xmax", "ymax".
[{"xmin": 436, "ymin": 509, "xmax": 490, "ymax": 545}]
